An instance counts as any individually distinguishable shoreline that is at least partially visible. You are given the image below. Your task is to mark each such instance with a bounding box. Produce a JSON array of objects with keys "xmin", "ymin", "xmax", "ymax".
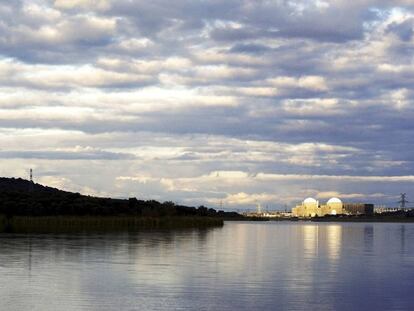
[
  {"xmin": 0, "ymin": 215, "xmax": 224, "ymax": 233},
  {"xmin": 310, "ymin": 216, "xmax": 414, "ymax": 223},
  {"xmin": 269, "ymin": 215, "xmax": 414, "ymax": 223}
]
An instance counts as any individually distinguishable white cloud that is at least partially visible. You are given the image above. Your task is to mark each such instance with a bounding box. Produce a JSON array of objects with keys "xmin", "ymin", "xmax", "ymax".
[
  {"xmin": 54, "ymin": 0, "xmax": 111, "ymax": 10},
  {"xmin": 0, "ymin": 1, "xmax": 413, "ymax": 209},
  {"xmin": 193, "ymin": 51, "xmax": 269, "ymax": 66},
  {"xmin": 256, "ymin": 173, "xmax": 414, "ymax": 182},
  {"xmin": 213, "ymin": 192, "xmax": 279, "ymax": 205},
  {"xmin": 316, "ymin": 191, "xmax": 388, "ymax": 199},
  {"xmin": 268, "ymin": 75, "xmax": 328, "ymax": 91}
]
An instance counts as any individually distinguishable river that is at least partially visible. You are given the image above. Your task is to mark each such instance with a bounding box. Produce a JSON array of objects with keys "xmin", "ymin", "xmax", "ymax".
[{"xmin": 0, "ymin": 221, "xmax": 413, "ymax": 310}]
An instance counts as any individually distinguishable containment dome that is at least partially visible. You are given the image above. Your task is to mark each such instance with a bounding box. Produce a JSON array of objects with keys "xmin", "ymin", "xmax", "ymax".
[
  {"xmin": 327, "ymin": 197, "xmax": 342, "ymax": 204},
  {"xmin": 303, "ymin": 197, "xmax": 317, "ymax": 204}
]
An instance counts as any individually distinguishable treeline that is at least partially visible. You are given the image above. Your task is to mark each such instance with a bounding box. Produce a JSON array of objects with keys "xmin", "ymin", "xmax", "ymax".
[{"xmin": 0, "ymin": 177, "xmax": 242, "ymax": 219}]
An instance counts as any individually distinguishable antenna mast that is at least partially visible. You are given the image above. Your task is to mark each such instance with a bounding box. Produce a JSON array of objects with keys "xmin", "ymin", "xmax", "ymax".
[{"xmin": 29, "ymin": 168, "xmax": 34, "ymax": 192}]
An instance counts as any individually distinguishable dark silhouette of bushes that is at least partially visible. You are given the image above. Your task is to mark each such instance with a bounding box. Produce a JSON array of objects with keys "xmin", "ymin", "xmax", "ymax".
[{"xmin": 0, "ymin": 177, "xmax": 240, "ymax": 219}]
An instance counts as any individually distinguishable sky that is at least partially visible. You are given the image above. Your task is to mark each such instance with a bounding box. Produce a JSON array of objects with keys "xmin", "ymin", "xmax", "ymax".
[{"xmin": 1, "ymin": 0, "xmax": 414, "ymax": 210}]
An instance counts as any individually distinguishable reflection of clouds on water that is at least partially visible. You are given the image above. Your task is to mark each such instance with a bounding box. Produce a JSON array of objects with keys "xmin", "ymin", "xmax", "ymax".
[
  {"xmin": 1, "ymin": 223, "xmax": 414, "ymax": 310},
  {"xmin": 0, "ymin": 228, "xmax": 219, "ymax": 311},
  {"xmin": 128, "ymin": 229, "xmax": 216, "ymax": 287}
]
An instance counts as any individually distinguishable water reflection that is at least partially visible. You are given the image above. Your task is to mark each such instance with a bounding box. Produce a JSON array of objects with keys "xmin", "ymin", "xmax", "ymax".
[
  {"xmin": 400, "ymin": 225, "xmax": 406, "ymax": 254},
  {"xmin": 0, "ymin": 223, "xmax": 414, "ymax": 311},
  {"xmin": 326, "ymin": 225, "xmax": 342, "ymax": 261},
  {"xmin": 302, "ymin": 225, "xmax": 318, "ymax": 258},
  {"xmin": 300, "ymin": 224, "xmax": 343, "ymax": 262},
  {"xmin": 364, "ymin": 225, "xmax": 374, "ymax": 254}
]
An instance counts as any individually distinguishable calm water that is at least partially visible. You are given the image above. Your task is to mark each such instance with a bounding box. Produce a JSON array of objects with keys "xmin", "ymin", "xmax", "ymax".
[{"xmin": 1, "ymin": 221, "xmax": 414, "ymax": 311}]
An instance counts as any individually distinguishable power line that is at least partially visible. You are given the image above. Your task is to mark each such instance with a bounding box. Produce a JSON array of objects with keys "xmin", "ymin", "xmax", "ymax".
[{"xmin": 398, "ymin": 193, "xmax": 409, "ymax": 209}]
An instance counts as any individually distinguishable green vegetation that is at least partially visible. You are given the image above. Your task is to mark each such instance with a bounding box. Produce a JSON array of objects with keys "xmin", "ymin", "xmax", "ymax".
[{"xmin": 0, "ymin": 177, "xmax": 239, "ymax": 232}]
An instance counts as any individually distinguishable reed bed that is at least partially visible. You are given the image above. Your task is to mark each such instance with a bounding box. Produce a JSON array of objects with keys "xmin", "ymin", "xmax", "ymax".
[{"xmin": 0, "ymin": 215, "xmax": 223, "ymax": 233}]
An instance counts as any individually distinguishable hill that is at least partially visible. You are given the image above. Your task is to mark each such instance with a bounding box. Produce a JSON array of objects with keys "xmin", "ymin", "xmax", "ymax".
[
  {"xmin": 0, "ymin": 177, "xmax": 63, "ymax": 193},
  {"xmin": 0, "ymin": 177, "xmax": 240, "ymax": 219}
]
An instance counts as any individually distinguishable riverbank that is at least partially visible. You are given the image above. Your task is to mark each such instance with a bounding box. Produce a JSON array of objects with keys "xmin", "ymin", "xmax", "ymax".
[
  {"xmin": 310, "ymin": 215, "xmax": 414, "ymax": 223},
  {"xmin": 0, "ymin": 215, "xmax": 224, "ymax": 233},
  {"xmin": 285, "ymin": 212, "xmax": 414, "ymax": 223},
  {"xmin": 0, "ymin": 177, "xmax": 241, "ymax": 232}
]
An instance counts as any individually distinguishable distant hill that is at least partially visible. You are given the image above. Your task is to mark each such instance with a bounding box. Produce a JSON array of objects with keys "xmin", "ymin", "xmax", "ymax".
[{"xmin": 0, "ymin": 177, "xmax": 241, "ymax": 219}]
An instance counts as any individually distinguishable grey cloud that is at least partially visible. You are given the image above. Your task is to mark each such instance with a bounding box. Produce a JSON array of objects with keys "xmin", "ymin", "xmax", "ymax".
[
  {"xmin": 0, "ymin": 1, "xmax": 414, "ymax": 207},
  {"xmin": 0, "ymin": 0, "xmax": 380, "ymax": 65},
  {"xmin": 386, "ymin": 18, "xmax": 414, "ymax": 41},
  {"xmin": 0, "ymin": 150, "xmax": 135, "ymax": 160},
  {"xmin": 210, "ymin": 26, "xmax": 271, "ymax": 42},
  {"xmin": 208, "ymin": 2, "xmax": 377, "ymax": 43},
  {"xmin": 229, "ymin": 43, "xmax": 271, "ymax": 54},
  {"xmin": 108, "ymin": 0, "xmax": 239, "ymax": 32},
  {"xmin": 0, "ymin": 3, "xmax": 118, "ymax": 64}
]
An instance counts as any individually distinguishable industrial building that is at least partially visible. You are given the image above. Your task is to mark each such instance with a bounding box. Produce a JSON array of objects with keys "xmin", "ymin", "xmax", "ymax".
[{"xmin": 292, "ymin": 197, "xmax": 374, "ymax": 217}]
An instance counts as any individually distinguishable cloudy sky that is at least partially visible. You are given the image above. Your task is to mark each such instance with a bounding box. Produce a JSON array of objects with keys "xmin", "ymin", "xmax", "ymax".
[{"xmin": 1, "ymin": 0, "xmax": 414, "ymax": 210}]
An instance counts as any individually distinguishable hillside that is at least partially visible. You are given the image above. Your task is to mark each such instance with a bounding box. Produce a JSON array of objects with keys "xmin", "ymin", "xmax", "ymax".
[
  {"xmin": 0, "ymin": 177, "xmax": 63, "ymax": 193},
  {"xmin": 0, "ymin": 177, "xmax": 240, "ymax": 219}
]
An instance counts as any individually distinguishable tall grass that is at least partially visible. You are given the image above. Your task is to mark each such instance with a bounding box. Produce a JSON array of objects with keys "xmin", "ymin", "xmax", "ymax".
[{"xmin": 0, "ymin": 215, "xmax": 223, "ymax": 233}]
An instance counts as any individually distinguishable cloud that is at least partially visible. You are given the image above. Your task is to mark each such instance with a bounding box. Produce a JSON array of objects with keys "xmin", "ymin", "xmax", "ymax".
[
  {"xmin": 387, "ymin": 18, "xmax": 414, "ymax": 41},
  {"xmin": 0, "ymin": 146, "xmax": 135, "ymax": 160},
  {"xmin": 256, "ymin": 173, "xmax": 414, "ymax": 183},
  {"xmin": 53, "ymin": 0, "xmax": 111, "ymax": 10},
  {"xmin": 316, "ymin": 191, "xmax": 388, "ymax": 200},
  {"xmin": 0, "ymin": 1, "xmax": 414, "ymax": 209},
  {"xmin": 215, "ymin": 192, "xmax": 280, "ymax": 206},
  {"xmin": 0, "ymin": 59, "xmax": 155, "ymax": 89},
  {"xmin": 229, "ymin": 43, "xmax": 272, "ymax": 54}
]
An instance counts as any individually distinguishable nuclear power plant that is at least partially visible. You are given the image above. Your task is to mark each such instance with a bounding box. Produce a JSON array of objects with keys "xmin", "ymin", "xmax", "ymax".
[{"xmin": 292, "ymin": 197, "xmax": 374, "ymax": 218}]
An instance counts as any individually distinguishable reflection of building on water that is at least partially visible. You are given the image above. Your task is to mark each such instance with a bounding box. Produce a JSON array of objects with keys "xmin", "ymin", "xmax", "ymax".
[
  {"xmin": 301, "ymin": 225, "xmax": 342, "ymax": 262},
  {"xmin": 326, "ymin": 225, "xmax": 342, "ymax": 261},
  {"xmin": 292, "ymin": 197, "xmax": 374, "ymax": 217},
  {"xmin": 303, "ymin": 225, "xmax": 318, "ymax": 257}
]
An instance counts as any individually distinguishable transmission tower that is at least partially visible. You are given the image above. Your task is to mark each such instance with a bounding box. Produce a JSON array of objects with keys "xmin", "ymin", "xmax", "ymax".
[
  {"xmin": 398, "ymin": 193, "xmax": 409, "ymax": 209},
  {"xmin": 256, "ymin": 202, "xmax": 262, "ymax": 214}
]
